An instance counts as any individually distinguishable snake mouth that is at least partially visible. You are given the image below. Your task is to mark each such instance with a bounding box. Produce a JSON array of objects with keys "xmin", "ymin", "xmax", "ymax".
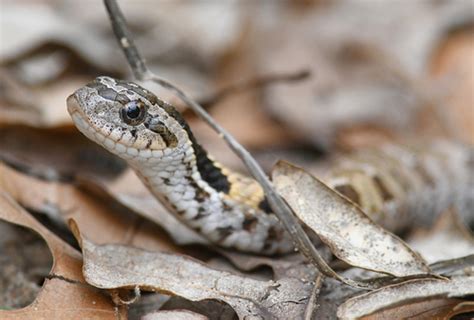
[
  {"xmin": 67, "ymin": 93, "xmax": 165, "ymax": 158},
  {"xmin": 66, "ymin": 94, "xmax": 81, "ymax": 116},
  {"xmin": 67, "ymin": 93, "xmax": 118, "ymax": 151}
]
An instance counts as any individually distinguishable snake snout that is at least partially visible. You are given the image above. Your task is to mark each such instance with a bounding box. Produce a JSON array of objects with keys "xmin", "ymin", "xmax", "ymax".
[{"xmin": 66, "ymin": 94, "xmax": 81, "ymax": 115}]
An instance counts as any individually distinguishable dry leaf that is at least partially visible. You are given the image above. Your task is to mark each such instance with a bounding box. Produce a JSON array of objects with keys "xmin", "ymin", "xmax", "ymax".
[
  {"xmin": 272, "ymin": 161, "xmax": 430, "ymax": 277},
  {"xmin": 142, "ymin": 309, "xmax": 208, "ymax": 320},
  {"xmin": 337, "ymin": 276, "xmax": 474, "ymax": 319},
  {"xmin": 0, "ymin": 221, "xmax": 52, "ymax": 308},
  {"xmin": 0, "ymin": 192, "xmax": 123, "ymax": 319},
  {"xmin": 0, "ymin": 126, "xmax": 126, "ymax": 181},
  {"xmin": 0, "ymin": 162, "xmax": 178, "ymax": 253},
  {"xmin": 219, "ymin": 250, "xmax": 309, "ymax": 280},
  {"xmin": 360, "ymin": 298, "xmax": 473, "ymax": 320},
  {"xmin": 70, "ymin": 219, "xmax": 313, "ymax": 319},
  {"xmin": 83, "ymin": 168, "xmax": 208, "ymax": 246}
]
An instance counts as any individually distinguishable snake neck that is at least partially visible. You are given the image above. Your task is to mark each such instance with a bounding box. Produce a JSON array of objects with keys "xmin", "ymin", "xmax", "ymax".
[{"xmin": 130, "ymin": 134, "xmax": 293, "ymax": 254}]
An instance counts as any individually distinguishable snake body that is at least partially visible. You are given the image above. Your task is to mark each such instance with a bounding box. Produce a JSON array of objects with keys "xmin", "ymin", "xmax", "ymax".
[{"xmin": 67, "ymin": 76, "xmax": 473, "ymax": 254}]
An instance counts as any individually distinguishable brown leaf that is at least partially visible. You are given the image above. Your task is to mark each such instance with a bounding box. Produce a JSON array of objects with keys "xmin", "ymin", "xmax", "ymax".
[
  {"xmin": 83, "ymin": 168, "xmax": 207, "ymax": 246},
  {"xmin": 70, "ymin": 219, "xmax": 313, "ymax": 319},
  {"xmin": 0, "ymin": 126, "xmax": 126, "ymax": 181},
  {"xmin": 272, "ymin": 160, "xmax": 430, "ymax": 277},
  {"xmin": 142, "ymin": 310, "xmax": 208, "ymax": 320},
  {"xmin": 360, "ymin": 298, "xmax": 473, "ymax": 320},
  {"xmin": 0, "ymin": 192, "xmax": 123, "ymax": 319},
  {"xmin": 337, "ymin": 276, "xmax": 474, "ymax": 319},
  {"xmin": 0, "ymin": 162, "xmax": 178, "ymax": 253},
  {"xmin": 0, "ymin": 221, "xmax": 52, "ymax": 308}
]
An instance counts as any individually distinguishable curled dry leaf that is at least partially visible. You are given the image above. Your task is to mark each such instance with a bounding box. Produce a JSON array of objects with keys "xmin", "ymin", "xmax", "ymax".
[
  {"xmin": 142, "ymin": 309, "xmax": 208, "ymax": 320},
  {"xmin": 272, "ymin": 161, "xmax": 430, "ymax": 277},
  {"xmin": 69, "ymin": 219, "xmax": 313, "ymax": 319},
  {"xmin": 0, "ymin": 192, "xmax": 123, "ymax": 319},
  {"xmin": 0, "ymin": 162, "xmax": 178, "ymax": 253},
  {"xmin": 337, "ymin": 276, "xmax": 474, "ymax": 319}
]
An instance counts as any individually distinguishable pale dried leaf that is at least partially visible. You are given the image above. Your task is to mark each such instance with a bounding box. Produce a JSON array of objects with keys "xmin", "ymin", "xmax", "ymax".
[
  {"xmin": 70, "ymin": 220, "xmax": 313, "ymax": 319},
  {"xmin": 142, "ymin": 310, "xmax": 208, "ymax": 320},
  {"xmin": 272, "ymin": 161, "xmax": 430, "ymax": 277},
  {"xmin": 0, "ymin": 192, "xmax": 122, "ymax": 319},
  {"xmin": 337, "ymin": 276, "xmax": 474, "ymax": 319}
]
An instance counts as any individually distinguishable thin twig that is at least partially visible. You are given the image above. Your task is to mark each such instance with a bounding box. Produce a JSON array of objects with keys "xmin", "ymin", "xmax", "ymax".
[
  {"xmin": 102, "ymin": 0, "xmax": 376, "ymax": 289},
  {"xmin": 304, "ymin": 274, "xmax": 324, "ymax": 320},
  {"xmin": 198, "ymin": 70, "xmax": 311, "ymax": 108}
]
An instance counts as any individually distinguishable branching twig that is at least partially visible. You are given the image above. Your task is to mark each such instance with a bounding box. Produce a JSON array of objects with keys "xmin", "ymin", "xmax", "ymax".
[
  {"xmin": 103, "ymin": 0, "xmax": 376, "ymax": 289},
  {"xmin": 198, "ymin": 70, "xmax": 311, "ymax": 108}
]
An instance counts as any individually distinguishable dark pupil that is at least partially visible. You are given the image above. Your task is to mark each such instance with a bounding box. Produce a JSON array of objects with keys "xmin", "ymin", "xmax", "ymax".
[{"xmin": 126, "ymin": 102, "xmax": 141, "ymax": 119}]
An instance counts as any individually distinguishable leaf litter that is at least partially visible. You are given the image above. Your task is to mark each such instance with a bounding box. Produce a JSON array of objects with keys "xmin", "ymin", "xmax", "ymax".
[
  {"xmin": 0, "ymin": 192, "xmax": 124, "ymax": 319},
  {"xmin": 337, "ymin": 276, "xmax": 474, "ymax": 319},
  {"xmin": 69, "ymin": 219, "xmax": 313, "ymax": 320}
]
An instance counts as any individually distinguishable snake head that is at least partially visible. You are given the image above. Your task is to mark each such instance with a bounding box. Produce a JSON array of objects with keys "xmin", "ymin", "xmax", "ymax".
[{"xmin": 67, "ymin": 76, "xmax": 189, "ymax": 161}]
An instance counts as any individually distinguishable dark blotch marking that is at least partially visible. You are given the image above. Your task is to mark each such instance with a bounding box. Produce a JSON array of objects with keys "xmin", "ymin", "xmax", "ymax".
[
  {"xmin": 222, "ymin": 202, "xmax": 232, "ymax": 211},
  {"xmin": 185, "ymin": 177, "xmax": 210, "ymax": 203},
  {"xmin": 144, "ymin": 117, "xmax": 178, "ymax": 147},
  {"xmin": 216, "ymin": 226, "xmax": 234, "ymax": 241},
  {"xmin": 334, "ymin": 184, "xmax": 361, "ymax": 206},
  {"xmin": 97, "ymin": 87, "xmax": 130, "ymax": 104},
  {"xmin": 115, "ymin": 79, "xmax": 231, "ymax": 193},
  {"xmin": 263, "ymin": 226, "xmax": 279, "ymax": 251},
  {"xmin": 258, "ymin": 198, "xmax": 272, "ymax": 214},
  {"xmin": 162, "ymin": 177, "xmax": 170, "ymax": 185},
  {"xmin": 193, "ymin": 207, "xmax": 207, "ymax": 221},
  {"xmin": 372, "ymin": 176, "xmax": 394, "ymax": 201},
  {"xmin": 158, "ymin": 100, "xmax": 230, "ymax": 193},
  {"xmin": 116, "ymin": 80, "xmax": 158, "ymax": 105},
  {"xmin": 86, "ymin": 81, "xmax": 104, "ymax": 89},
  {"xmin": 243, "ymin": 216, "xmax": 258, "ymax": 232},
  {"xmin": 130, "ymin": 129, "xmax": 137, "ymax": 137},
  {"xmin": 97, "ymin": 87, "xmax": 118, "ymax": 100}
]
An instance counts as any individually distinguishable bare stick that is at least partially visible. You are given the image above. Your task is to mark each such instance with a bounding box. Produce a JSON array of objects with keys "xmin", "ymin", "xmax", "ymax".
[
  {"xmin": 198, "ymin": 70, "xmax": 311, "ymax": 108},
  {"xmin": 103, "ymin": 0, "xmax": 376, "ymax": 289},
  {"xmin": 304, "ymin": 274, "xmax": 324, "ymax": 320}
]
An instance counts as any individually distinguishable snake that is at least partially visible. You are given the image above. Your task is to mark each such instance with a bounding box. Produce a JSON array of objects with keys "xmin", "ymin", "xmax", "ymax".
[{"xmin": 67, "ymin": 76, "xmax": 473, "ymax": 254}]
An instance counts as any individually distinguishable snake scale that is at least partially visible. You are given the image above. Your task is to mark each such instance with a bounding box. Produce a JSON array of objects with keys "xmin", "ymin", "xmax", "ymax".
[{"xmin": 67, "ymin": 76, "xmax": 473, "ymax": 254}]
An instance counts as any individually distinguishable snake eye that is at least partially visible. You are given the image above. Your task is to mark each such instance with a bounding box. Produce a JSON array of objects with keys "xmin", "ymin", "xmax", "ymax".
[{"xmin": 120, "ymin": 101, "xmax": 147, "ymax": 125}]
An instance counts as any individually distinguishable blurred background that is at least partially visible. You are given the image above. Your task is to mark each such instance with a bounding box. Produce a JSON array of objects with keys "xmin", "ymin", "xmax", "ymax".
[{"xmin": 1, "ymin": 0, "xmax": 473, "ymax": 177}]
